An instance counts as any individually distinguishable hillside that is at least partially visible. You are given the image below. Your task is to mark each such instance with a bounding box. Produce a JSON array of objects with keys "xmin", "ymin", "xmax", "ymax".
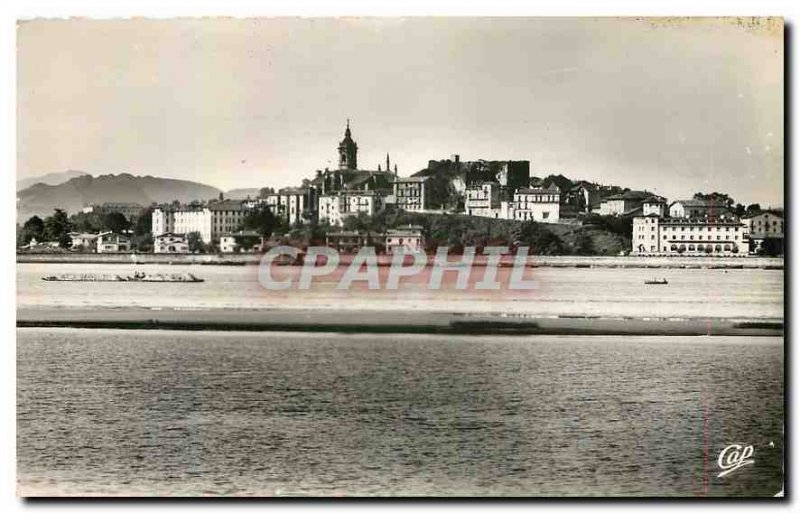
[
  {"xmin": 17, "ymin": 173, "xmax": 222, "ymax": 221},
  {"xmin": 225, "ymin": 188, "xmax": 262, "ymax": 200},
  {"xmin": 17, "ymin": 170, "xmax": 88, "ymax": 191}
]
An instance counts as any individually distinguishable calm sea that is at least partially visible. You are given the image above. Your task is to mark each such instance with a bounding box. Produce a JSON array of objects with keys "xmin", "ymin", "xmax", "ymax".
[
  {"xmin": 18, "ymin": 328, "xmax": 783, "ymax": 497},
  {"xmin": 17, "ymin": 262, "xmax": 784, "ymax": 319}
]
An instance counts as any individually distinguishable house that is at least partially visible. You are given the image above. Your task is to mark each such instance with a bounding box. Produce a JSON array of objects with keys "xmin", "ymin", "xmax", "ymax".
[
  {"xmin": 68, "ymin": 232, "xmax": 99, "ymax": 251},
  {"xmin": 642, "ymin": 196, "xmax": 668, "ymax": 217},
  {"xmin": 513, "ymin": 184, "xmax": 561, "ymax": 223},
  {"xmin": 96, "ymin": 232, "xmax": 131, "ymax": 253},
  {"xmin": 219, "ymin": 230, "xmax": 264, "ymax": 253},
  {"xmin": 631, "ymin": 215, "xmax": 748, "ymax": 256},
  {"xmin": 154, "ymin": 233, "xmax": 190, "ymax": 254},
  {"xmin": 668, "ymin": 199, "xmax": 729, "ymax": 219},
  {"xmin": 743, "ymin": 211, "xmax": 784, "ymax": 254},
  {"xmin": 385, "ymin": 225, "xmax": 425, "ymax": 254},
  {"xmin": 564, "ymin": 182, "xmax": 600, "ymax": 214},
  {"xmin": 325, "ymin": 231, "xmax": 374, "ymax": 252},
  {"xmin": 598, "ymin": 190, "xmax": 652, "ymax": 216}
]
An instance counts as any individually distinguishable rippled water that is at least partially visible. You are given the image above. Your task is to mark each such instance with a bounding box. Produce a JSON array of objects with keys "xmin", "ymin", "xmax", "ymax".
[
  {"xmin": 17, "ymin": 263, "xmax": 784, "ymax": 319},
  {"xmin": 17, "ymin": 328, "xmax": 784, "ymax": 496}
]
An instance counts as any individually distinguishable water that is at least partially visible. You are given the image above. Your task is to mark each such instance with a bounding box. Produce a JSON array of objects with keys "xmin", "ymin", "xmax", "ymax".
[
  {"xmin": 17, "ymin": 263, "xmax": 784, "ymax": 319},
  {"xmin": 18, "ymin": 328, "xmax": 784, "ymax": 497}
]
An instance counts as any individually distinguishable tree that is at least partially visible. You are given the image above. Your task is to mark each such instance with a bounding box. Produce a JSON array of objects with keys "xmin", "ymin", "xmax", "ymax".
[
  {"xmin": 69, "ymin": 212, "xmax": 103, "ymax": 233},
  {"xmin": 693, "ymin": 192, "xmax": 735, "ymax": 208},
  {"xmin": 187, "ymin": 231, "xmax": 204, "ymax": 253},
  {"xmin": 132, "ymin": 233, "xmax": 153, "ymax": 252},
  {"xmin": 243, "ymin": 207, "xmax": 279, "ymax": 237},
  {"xmin": 19, "ymin": 215, "xmax": 45, "ymax": 245},
  {"xmin": 572, "ymin": 230, "xmax": 595, "ymax": 256},
  {"xmin": 746, "ymin": 203, "xmax": 762, "ymax": 214},
  {"xmin": 134, "ymin": 207, "xmax": 153, "ymax": 236},
  {"xmin": 100, "ymin": 212, "xmax": 130, "ymax": 234},
  {"xmin": 44, "ymin": 209, "xmax": 72, "ymax": 247}
]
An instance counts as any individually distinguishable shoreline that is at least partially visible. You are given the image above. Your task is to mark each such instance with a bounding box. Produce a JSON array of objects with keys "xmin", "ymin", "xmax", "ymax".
[
  {"xmin": 16, "ymin": 307, "xmax": 784, "ymax": 337},
  {"xmin": 16, "ymin": 253, "xmax": 784, "ymax": 270}
]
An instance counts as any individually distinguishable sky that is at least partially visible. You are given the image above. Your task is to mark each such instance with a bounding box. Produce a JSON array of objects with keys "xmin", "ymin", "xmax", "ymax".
[{"xmin": 17, "ymin": 17, "xmax": 783, "ymax": 206}]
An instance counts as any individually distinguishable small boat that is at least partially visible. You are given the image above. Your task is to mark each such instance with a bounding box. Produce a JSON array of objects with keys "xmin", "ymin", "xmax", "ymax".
[
  {"xmin": 42, "ymin": 272, "xmax": 204, "ymax": 283},
  {"xmin": 644, "ymin": 278, "xmax": 669, "ymax": 285}
]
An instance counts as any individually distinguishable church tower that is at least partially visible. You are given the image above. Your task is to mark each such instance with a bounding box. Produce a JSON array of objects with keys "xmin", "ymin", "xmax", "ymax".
[{"xmin": 338, "ymin": 119, "xmax": 358, "ymax": 170}]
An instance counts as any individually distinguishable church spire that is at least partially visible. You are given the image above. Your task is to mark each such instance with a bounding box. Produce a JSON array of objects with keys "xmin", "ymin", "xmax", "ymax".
[
  {"xmin": 386, "ymin": 153, "xmax": 390, "ymax": 175},
  {"xmin": 338, "ymin": 119, "xmax": 358, "ymax": 170}
]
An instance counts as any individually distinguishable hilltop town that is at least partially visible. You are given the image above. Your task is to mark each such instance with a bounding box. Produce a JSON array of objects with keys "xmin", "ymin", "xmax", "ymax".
[{"xmin": 17, "ymin": 121, "xmax": 784, "ymax": 258}]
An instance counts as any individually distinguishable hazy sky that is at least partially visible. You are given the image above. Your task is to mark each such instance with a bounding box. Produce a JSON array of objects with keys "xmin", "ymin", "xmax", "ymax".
[{"xmin": 18, "ymin": 17, "xmax": 783, "ymax": 206}]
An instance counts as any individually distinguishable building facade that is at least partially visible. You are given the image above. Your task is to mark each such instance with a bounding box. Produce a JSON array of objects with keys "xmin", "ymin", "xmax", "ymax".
[
  {"xmin": 513, "ymin": 184, "xmax": 560, "ymax": 223},
  {"xmin": 152, "ymin": 200, "xmax": 247, "ymax": 243},
  {"xmin": 464, "ymin": 182, "xmax": 501, "ymax": 218},
  {"xmin": 385, "ymin": 225, "xmax": 425, "ymax": 254},
  {"xmin": 82, "ymin": 202, "xmax": 145, "ymax": 221},
  {"xmin": 245, "ymin": 187, "xmax": 318, "ymax": 225},
  {"xmin": 154, "ymin": 233, "xmax": 190, "ymax": 254},
  {"xmin": 393, "ymin": 176, "xmax": 430, "ymax": 212},
  {"xmin": 219, "ymin": 231, "xmax": 264, "ymax": 253},
  {"xmin": 598, "ymin": 191, "xmax": 651, "ymax": 216},
  {"xmin": 632, "ymin": 216, "xmax": 748, "ymax": 256},
  {"xmin": 96, "ymin": 232, "xmax": 131, "ymax": 253},
  {"xmin": 669, "ymin": 199, "xmax": 729, "ymax": 219},
  {"xmin": 318, "ymin": 191, "xmax": 386, "ymax": 227}
]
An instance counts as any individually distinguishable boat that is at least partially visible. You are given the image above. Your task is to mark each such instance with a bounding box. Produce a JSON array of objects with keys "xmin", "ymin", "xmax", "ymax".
[
  {"xmin": 644, "ymin": 278, "xmax": 669, "ymax": 285},
  {"xmin": 42, "ymin": 272, "xmax": 204, "ymax": 283}
]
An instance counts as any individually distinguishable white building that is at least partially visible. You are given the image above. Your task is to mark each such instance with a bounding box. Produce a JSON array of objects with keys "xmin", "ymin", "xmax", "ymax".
[
  {"xmin": 152, "ymin": 200, "xmax": 247, "ymax": 244},
  {"xmin": 632, "ymin": 215, "xmax": 748, "ymax": 256},
  {"xmin": 464, "ymin": 182, "xmax": 501, "ymax": 218},
  {"xmin": 642, "ymin": 197, "xmax": 668, "ymax": 217},
  {"xmin": 385, "ymin": 225, "xmax": 425, "ymax": 254},
  {"xmin": 598, "ymin": 191, "xmax": 651, "ymax": 216},
  {"xmin": 318, "ymin": 191, "xmax": 386, "ymax": 227},
  {"xmin": 154, "ymin": 233, "xmax": 190, "ymax": 254},
  {"xmin": 743, "ymin": 211, "xmax": 784, "ymax": 239},
  {"xmin": 219, "ymin": 230, "xmax": 264, "ymax": 253},
  {"xmin": 244, "ymin": 188, "xmax": 316, "ymax": 225},
  {"xmin": 393, "ymin": 176, "xmax": 430, "ymax": 212},
  {"xmin": 513, "ymin": 184, "xmax": 560, "ymax": 223},
  {"xmin": 669, "ymin": 199, "xmax": 729, "ymax": 219},
  {"xmin": 68, "ymin": 232, "xmax": 99, "ymax": 251},
  {"xmin": 96, "ymin": 232, "xmax": 131, "ymax": 253}
]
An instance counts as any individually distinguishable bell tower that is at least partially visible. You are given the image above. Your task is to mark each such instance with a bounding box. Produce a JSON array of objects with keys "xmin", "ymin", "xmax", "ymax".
[{"xmin": 338, "ymin": 119, "xmax": 358, "ymax": 170}]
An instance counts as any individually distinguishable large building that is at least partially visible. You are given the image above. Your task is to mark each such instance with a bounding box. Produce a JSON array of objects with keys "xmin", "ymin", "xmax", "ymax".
[
  {"xmin": 318, "ymin": 191, "xmax": 386, "ymax": 227},
  {"xmin": 464, "ymin": 182, "xmax": 500, "ymax": 218},
  {"xmin": 82, "ymin": 202, "xmax": 145, "ymax": 221},
  {"xmin": 151, "ymin": 200, "xmax": 247, "ymax": 243},
  {"xmin": 632, "ymin": 215, "xmax": 748, "ymax": 256},
  {"xmin": 245, "ymin": 187, "xmax": 318, "ymax": 225},
  {"xmin": 513, "ymin": 184, "xmax": 561, "ymax": 223},
  {"xmin": 393, "ymin": 176, "xmax": 430, "ymax": 212}
]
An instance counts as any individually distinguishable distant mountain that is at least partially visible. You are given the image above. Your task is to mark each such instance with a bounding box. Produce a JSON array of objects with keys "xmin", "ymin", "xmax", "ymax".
[
  {"xmin": 17, "ymin": 173, "xmax": 223, "ymax": 221},
  {"xmin": 225, "ymin": 188, "xmax": 262, "ymax": 200},
  {"xmin": 17, "ymin": 170, "xmax": 89, "ymax": 191}
]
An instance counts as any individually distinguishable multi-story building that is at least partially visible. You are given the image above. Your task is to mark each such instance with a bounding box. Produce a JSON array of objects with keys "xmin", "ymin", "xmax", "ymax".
[
  {"xmin": 82, "ymin": 202, "xmax": 145, "ymax": 221},
  {"xmin": 318, "ymin": 191, "xmax": 386, "ymax": 227},
  {"xmin": 743, "ymin": 211, "xmax": 784, "ymax": 254},
  {"xmin": 464, "ymin": 182, "xmax": 501, "ymax": 218},
  {"xmin": 632, "ymin": 215, "xmax": 748, "ymax": 256},
  {"xmin": 513, "ymin": 184, "xmax": 561, "ymax": 223},
  {"xmin": 154, "ymin": 233, "xmax": 190, "ymax": 254},
  {"xmin": 669, "ymin": 199, "xmax": 729, "ymax": 219},
  {"xmin": 151, "ymin": 200, "xmax": 247, "ymax": 243},
  {"xmin": 393, "ymin": 176, "xmax": 430, "ymax": 212},
  {"xmin": 244, "ymin": 187, "xmax": 318, "ymax": 225},
  {"xmin": 385, "ymin": 225, "xmax": 425, "ymax": 254}
]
